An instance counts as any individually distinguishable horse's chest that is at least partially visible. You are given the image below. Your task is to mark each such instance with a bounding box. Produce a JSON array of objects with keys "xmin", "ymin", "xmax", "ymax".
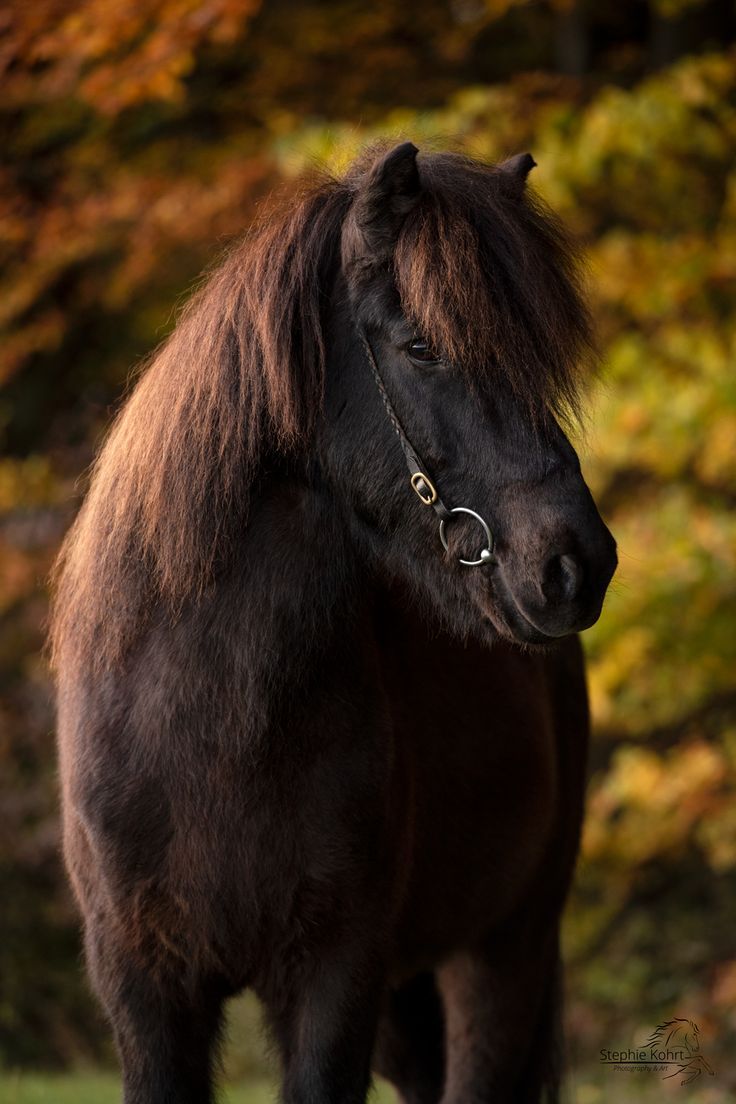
[
  {"xmin": 390, "ymin": 706, "xmax": 557, "ymax": 963},
  {"xmin": 377, "ymin": 629, "xmax": 563, "ymax": 968}
]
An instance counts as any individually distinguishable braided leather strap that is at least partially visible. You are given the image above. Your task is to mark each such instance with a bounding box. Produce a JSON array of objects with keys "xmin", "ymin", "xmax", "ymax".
[{"xmin": 359, "ymin": 330, "xmax": 453, "ymax": 524}]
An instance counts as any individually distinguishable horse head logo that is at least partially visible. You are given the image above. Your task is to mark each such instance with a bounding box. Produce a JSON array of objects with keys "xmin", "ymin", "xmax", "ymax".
[{"xmin": 644, "ymin": 1018, "xmax": 715, "ymax": 1085}]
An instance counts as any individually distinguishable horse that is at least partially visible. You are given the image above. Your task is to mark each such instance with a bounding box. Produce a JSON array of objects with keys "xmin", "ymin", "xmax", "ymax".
[
  {"xmin": 50, "ymin": 141, "xmax": 617, "ymax": 1104},
  {"xmin": 644, "ymin": 1019, "xmax": 715, "ymax": 1085}
]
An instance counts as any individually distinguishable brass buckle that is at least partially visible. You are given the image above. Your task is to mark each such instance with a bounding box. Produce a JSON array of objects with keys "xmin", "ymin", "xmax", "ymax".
[{"xmin": 410, "ymin": 472, "xmax": 438, "ymax": 506}]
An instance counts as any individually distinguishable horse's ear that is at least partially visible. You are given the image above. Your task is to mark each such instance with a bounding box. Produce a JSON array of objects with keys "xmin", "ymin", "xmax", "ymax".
[
  {"xmin": 498, "ymin": 152, "xmax": 536, "ymax": 194},
  {"xmin": 349, "ymin": 141, "xmax": 421, "ymax": 262}
]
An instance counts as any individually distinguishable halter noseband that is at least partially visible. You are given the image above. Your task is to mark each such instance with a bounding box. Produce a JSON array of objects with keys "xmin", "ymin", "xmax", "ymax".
[{"xmin": 359, "ymin": 330, "xmax": 495, "ymax": 568}]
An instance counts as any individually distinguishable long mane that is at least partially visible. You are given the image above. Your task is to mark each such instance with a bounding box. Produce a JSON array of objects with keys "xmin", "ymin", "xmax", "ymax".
[
  {"xmin": 50, "ymin": 146, "xmax": 592, "ymax": 671},
  {"xmin": 50, "ymin": 178, "xmax": 351, "ymax": 669},
  {"xmin": 392, "ymin": 150, "xmax": 593, "ymax": 417}
]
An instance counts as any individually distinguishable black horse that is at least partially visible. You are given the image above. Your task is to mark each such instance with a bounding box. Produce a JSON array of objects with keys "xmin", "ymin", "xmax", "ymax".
[{"xmin": 51, "ymin": 142, "xmax": 617, "ymax": 1104}]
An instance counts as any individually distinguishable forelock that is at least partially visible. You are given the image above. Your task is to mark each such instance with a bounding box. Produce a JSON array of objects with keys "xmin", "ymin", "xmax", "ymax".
[{"xmin": 392, "ymin": 151, "xmax": 594, "ymax": 420}]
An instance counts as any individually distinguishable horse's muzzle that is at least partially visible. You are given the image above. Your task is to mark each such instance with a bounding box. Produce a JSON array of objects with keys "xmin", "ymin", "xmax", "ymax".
[{"xmin": 491, "ymin": 525, "xmax": 618, "ymax": 642}]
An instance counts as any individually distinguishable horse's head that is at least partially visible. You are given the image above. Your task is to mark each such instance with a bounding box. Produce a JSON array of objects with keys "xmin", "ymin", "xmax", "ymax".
[
  {"xmin": 323, "ymin": 141, "xmax": 617, "ymax": 645},
  {"xmin": 646, "ymin": 1019, "xmax": 702, "ymax": 1054}
]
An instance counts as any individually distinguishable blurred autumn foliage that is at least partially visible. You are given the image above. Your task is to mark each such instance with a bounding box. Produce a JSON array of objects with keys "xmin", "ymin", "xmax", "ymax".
[{"xmin": 1, "ymin": 0, "xmax": 736, "ymax": 1088}]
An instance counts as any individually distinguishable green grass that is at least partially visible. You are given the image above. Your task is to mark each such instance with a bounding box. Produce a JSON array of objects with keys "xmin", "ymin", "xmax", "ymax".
[
  {"xmin": 1, "ymin": 1069, "xmax": 732, "ymax": 1104},
  {"xmin": 0, "ymin": 1072, "xmax": 122, "ymax": 1104},
  {"xmin": 0, "ymin": 1073, "xmax": 399, "ymax": 1104}
]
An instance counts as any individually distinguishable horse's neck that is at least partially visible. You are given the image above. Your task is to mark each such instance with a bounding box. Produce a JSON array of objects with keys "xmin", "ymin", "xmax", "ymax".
[{"xmin": 223, "ymin": 473, "xmax": 367, "ymax": 704}]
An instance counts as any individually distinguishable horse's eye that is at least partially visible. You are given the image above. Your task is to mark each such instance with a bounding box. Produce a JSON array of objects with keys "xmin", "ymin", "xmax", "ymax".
[{"xmin": 407, "ymin": 339, "xmax": 441, "ymax": 365}]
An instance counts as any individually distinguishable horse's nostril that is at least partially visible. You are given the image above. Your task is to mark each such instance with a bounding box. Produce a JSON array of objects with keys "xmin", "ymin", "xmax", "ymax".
[
  {"xmin": 559, "ymin": 553, "xmax": 582, "ymax": 600},
  {"xmin": 542, "ymin": 552, "xmax": 582, "ymax": 605}
]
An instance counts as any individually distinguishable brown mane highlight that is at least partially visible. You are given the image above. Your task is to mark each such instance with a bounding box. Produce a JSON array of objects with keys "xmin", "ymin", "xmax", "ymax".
[
  {"xmin": 50, "ymin": 178, "xmax": 350, "ymax": 669},
  {"xmin": 393, "ymin": 152, "xmax": 593, "ymax": 419}
]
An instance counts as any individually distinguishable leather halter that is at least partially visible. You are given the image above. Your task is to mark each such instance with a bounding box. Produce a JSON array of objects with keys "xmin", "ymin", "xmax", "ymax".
[{"xmin": 359, "ymin": 330, "xmax": 495, "ymax": 568}]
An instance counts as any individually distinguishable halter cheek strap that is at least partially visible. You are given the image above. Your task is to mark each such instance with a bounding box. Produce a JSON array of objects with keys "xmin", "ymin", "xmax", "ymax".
[{"xmin": 359, "ymin": 329, "xmax": 495, "ymax": 568}]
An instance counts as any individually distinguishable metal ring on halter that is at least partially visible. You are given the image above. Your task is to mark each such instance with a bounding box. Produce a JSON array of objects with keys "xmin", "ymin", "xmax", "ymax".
[{"xmin": 439, "ymin": 507, "xmax": 495, "ymax": 567}]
